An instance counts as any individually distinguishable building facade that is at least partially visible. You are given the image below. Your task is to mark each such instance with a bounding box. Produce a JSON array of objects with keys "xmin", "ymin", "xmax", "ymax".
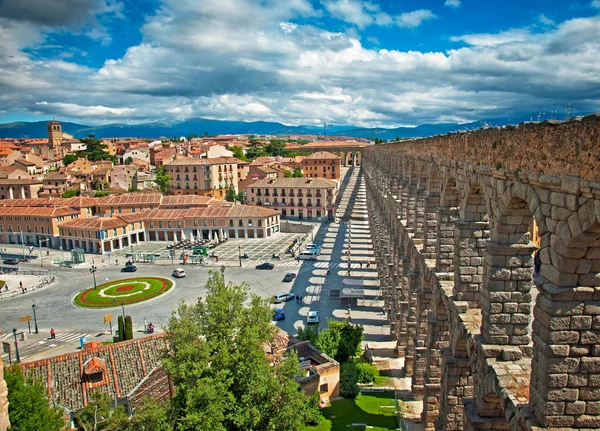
[
  {"xmin": 164, "ymin": 157, "xmax": 239, "ymax": 199},
  {"xmin": 300, "ymin": 151, "xmax": 342, "ymax": 180},
  {"xmin": 246, "ymin": 177, "xmax": 338, "ymax": 220}
]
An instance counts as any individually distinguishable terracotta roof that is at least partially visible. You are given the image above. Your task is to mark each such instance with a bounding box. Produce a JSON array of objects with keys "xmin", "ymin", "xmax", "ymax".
[
  {"xmin": 58, "ymin": 216, "xmax": 127, "ymax": 230},
  {"xmin": 96, "ymin": 193, "xmax": 163, "ymax": 206},
  {"xmin": 21, "ymin": 334, "xmax": 169, "ymax": 412},
  {"xmin": 0, "ymin": 178, "xmax": 42, "ymax": 185},
  {"xmin": 303, "ymin": 151, "xmax": 341, "ymax": 160},
  {"xmin": 159, "ymin": 195, "xmax": 214, "ymax": 207},
  {"xmin": 14, "ymin": 158, "xmax": 36, "ymax": 166},
  {"xmin": 250, "ymin": 178, "xmax": 337, "ymax": 189},
  {"xmin": 139, "ymin": 209, "xmax": 191, "ymax": 220},
  {"xmin": 0, "ymin": 206, "xmax": 78, "ymax": 217},
  {"xmin": 45, "ymin": 172, "xmax": 67, "ymax": 180},
  {"xmin": 225, "ymin": 204, "xmax": 279, "ymax": 218}
]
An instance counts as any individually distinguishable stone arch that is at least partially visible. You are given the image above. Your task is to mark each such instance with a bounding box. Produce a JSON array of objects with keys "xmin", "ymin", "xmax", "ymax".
[
  {"xmin": 436, "ymin": 175, "xmax": 460, "ymax": 272},
  {"xmin": 453, "ymin": 181, "xmax": 490, "ymax": 307},
  {"xmin": 355, "ymin": 151, "xmax": 362, "ymax": 166},
  {"xmin": 440, "ymin": 176, "xmax": 459, "ymax": 208},
  {"xmin": 483, "ymin": 187, "xmax": 539, "ymax": 347},
  {"xmin": 427, "ymin": 163, "xmax": 442, "ymax": 197}
]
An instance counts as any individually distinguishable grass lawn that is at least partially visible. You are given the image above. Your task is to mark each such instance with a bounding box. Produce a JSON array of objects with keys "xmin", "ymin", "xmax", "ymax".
[
  {"xmin": 303, "ymin": 392, "xmax": 399, "ymax": 431},
  {"xmin": 74, "ymin": 277, "xmax": 173, "ymax": 308}
]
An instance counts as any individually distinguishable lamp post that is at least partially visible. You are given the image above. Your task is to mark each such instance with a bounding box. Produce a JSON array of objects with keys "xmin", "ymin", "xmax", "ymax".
[
  {"xmin": 39, "ymin": 238, "xmax": 50, "ymax": 273},
  {"xmin": 121, "ymin": 302, "xmax": 126, "ymax": 321},
  {"xmin": 90, "ymin": 261, "xmax": 97, "ymax": 290},
  {"xmin": 12, "ymin": 328, "xmax": 20, "ymax": 363},
  {"xmin": 32, "ymin": 304, "xmax": 38, "ymax": 334},
  {"xmin": 238, "ymin": 245, "xmax": 242, "ymax": 267}
]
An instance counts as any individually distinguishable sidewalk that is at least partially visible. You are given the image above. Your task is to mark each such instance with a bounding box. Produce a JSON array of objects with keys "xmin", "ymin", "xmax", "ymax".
[{"xmin": 0, "ymin": 273, "xmax": 54, "ymax": 300}]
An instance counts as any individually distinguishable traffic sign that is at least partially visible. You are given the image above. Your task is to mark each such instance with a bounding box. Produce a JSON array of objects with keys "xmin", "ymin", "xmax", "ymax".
[
  {"xmin": 19, "ymin": 315, "xmax": 32, "ymax": 322},
  {"xmin": 2, "ymin": 342, "xmax": 11, "ymax": 354},
  {"xmin": 104, "ymin": 313, "xmax": 113, "ymax": 324}
]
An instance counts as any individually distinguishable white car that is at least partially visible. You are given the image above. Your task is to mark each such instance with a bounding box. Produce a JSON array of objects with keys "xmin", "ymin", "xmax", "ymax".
[
  {"xmin": 172, "ymin": 268, "xmax": 186, "ymax": 278},
  {"xmin": 306, "ymin": 311, "xmax": 319, "ymax": 325}
]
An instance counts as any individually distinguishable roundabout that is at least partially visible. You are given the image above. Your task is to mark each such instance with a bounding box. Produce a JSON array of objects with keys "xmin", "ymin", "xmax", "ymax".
[{"xmin": 74, "ymin": 277, "xmax": 174, "ymax": 308}]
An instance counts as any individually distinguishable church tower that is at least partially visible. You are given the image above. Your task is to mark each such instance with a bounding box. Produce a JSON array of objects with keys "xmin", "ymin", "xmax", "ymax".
[{"xmin": 47, "ymin": 120, "xmax": 62, "ymax": 148}]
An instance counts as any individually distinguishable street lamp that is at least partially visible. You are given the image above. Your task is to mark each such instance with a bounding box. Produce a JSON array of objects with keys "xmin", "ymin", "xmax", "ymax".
[
  {"xmin": 121, "ymin": 302, "xmax": 126, "ymax": 321},
  {"xmin": 90, "ymin": 261, "xmax": 97, "ymax": 290},
  {"xmin": 32, "ymin": 304, "xmax": 38, "ymax": 334},
  {"xmin": 238, "ymin": 245, "xmax": 242, "ymax": 267},
  {"xmin": 12, "ymin": 328, "xmax": 20, "ymax": 363},
  {"xmin": 39, "ymin": 238, "xmax": 50, "ymax": 273}
]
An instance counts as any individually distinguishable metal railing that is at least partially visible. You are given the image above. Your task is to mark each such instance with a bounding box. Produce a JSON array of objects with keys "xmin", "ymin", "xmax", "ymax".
[{"xmin": 0, "ymin": 275, "xmax": 56, "ymax": 300}]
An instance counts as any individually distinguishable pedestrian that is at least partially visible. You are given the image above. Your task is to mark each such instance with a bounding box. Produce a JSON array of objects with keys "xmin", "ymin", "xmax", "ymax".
[
  {"xmin": 366, "ymin": 260, "xmax": 370, "ymax": 269},
  {"xmin": 215, "ymin": 255, "xmax": 219, "ymax": 263},
  {"xmin": 116, "ymin": 258, "xmax": 119, "ymax": 266},
  {"xmin": 359, "ymin": 261, "xmax": 363, "ymax": 268},
  {"xmin": 50, "ymin": 328, "xmax": 56, "ymax": 339},
  {"xmin": 19, "ymin": 281, "xmax": 23, "ymax": 290},
  {"xmin": 296, "ymin": 294, "xmax": 299, "ymax": 303},
  {"xmin": 4, "ymin": 283, "xmax": 8, "ymax": 292},
  {"xmin": 326, "ymin": 268, "xmax": 330, "ymax": 275},
  {"xmin": 300, "ymin": 295, "xmax": 303, "ymax": 303}
]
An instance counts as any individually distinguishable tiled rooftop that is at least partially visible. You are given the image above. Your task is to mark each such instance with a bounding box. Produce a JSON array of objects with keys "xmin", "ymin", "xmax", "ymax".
[
  {"xmin": 0, "ymin": 206, "xmax": 79, "ymax": 217},
  {"xmin": 250, "ymin": 177, "xmax": 337, "ymax": 189}
]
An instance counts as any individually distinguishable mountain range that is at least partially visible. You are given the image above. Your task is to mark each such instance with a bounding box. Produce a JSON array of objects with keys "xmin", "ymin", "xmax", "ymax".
[{"xmin": 0, "ymin": 116, "xmax": 538, "ymax": 140}]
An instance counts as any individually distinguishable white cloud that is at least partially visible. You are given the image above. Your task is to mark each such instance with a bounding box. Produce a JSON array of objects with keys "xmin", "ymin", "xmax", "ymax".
[
  {"xmin": 1, "ymin": 1, "xmax": 600, "ymax": 129},
  {"xmin": 322, "ymin": 0, "xmax": 392, "ymax": 28},
  {"xmin": 592, "ymin": 0, "xmax": 600, "ymax": 8},
  {"xmin": 395, "ymin": 9, "xmax": 436, "ymax": 28},
  {"xmin": 444, "ymin": 0, "xmax": 461, "ymax": 8}
]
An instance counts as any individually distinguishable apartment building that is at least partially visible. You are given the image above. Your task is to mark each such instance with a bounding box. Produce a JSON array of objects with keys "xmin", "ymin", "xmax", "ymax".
[
  {"xmin": 246, "ymin": 177, "xmax": 338, "ymax": 220},
  {"xmin": 301, "ymin": 151, "xmax": 342, "ymax": 180},
  {"xmin": 164, "ymin": 157, "xmax": 239, "ymax": 199}
]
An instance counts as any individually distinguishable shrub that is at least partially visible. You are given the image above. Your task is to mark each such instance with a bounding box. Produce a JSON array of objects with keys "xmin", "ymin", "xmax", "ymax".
[
  {"xmin": 125, "ymin": 315, "xmax": 133, "ymax": 341},
  {"xmin": 340, "ymin": 362, "xmax": 359, "ymax": 399},
  {"xmin": 356, "ymin": 362, "xmax": 379, "ymax": 384}
]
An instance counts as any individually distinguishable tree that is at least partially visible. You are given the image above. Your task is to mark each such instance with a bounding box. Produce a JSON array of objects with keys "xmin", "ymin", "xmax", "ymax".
[
  {"xmin": 128, "ymin": 398, "xmax": 171, "ymax": 431},
  {"xmin": 154, "ymin": 166, "xmax": 171, "ymax": 195},
  {"xmin": 75, "ymin": 391, "xmax": 129, "ymax": 431},
  {"xmin": 63, "ymin": 153, "xmax": 78, "ymax": 166},
  {"xmin": 78, "ymin": 135, "xmax": 117, "ymax": 163},
  {"xmin": 124, "ymin": 156, "xmax": 133, "ymax": 165},
  {"xmin": 229, "ymin": 145, "xmax": 247, "ymax": 161},
  {"xmin": 225, "ymin": 184, "xmax": 237, "ymax": 202},
  {"xmin": 296, "ymin": 319, "xmax": 363, "ymax": 364},
  {"xmin": 283, "ymin": 169, "xmax": 292, "ymax": 178},
  {"xmin": 292, "ymin": 169, "xmax": 305, "ymax": 178},
  {"xmin": 265, "ymin": 139, "xmax": 287, "ymax": 157},
  {"xmin": 298, "ymin": 139, "xmax": 309, "ymax": 145},
  {"xmin": 236, "ymin": 191, "xmax": 246, "ymax": 204},
  {"xmin": 118, "ymin": 315, "xmax": 125, "ymax": 342},
  {"xmin": 125, "ymin": 315, "xmax": 134, "ymax": 341},
  {"xmin": 5, "ymin": 365, "xmax": 65, "ymax": 431},
  {"xmin": 61, "ymin": 189, "xmax": 79, "ymax": 198},
  {"xmin": 163, "ymin": 270, "xmax": 320, "ymax": 430}
]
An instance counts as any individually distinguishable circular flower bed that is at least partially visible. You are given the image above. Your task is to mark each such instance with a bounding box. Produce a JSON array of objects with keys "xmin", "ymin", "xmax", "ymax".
[{"xmin": 74, "ymin": 277, "xmax": 173, "ymax": 308}]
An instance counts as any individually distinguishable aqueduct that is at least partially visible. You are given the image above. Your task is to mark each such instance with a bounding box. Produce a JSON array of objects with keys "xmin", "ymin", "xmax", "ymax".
[{"xmin": 363, "ymin": 115, "xmax": 600, "ymax": 431}]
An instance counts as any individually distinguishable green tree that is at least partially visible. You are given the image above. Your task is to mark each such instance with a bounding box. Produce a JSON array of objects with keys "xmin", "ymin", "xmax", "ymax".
[
  {"xmin": 124, "ymin": 156, "xmax": 133, "ymax": 165},
  {"xmin": 236, "ymin": 191, "xmax": 246, "ymax": 204},
  {"xmin": 298, "ymin": 139, "xmax": 309, "ymax": 145},
  {"xmin": 125, "ymin": 315, "xmax": 134, "ymax": 341},
  {"xmin": 154, "ymin": 166, "xmax": 171, "ymax": 195},
  {"xmin": 75, "ymin": 391, "xmax": 129, "ymax": 431},
  {"xmin": 128, "ymin": 398, "xmax": 171, "ymax": 431},
  {"xmin": 61, "ymin": 189, "xmax": 79, "ymax": 198},
  {"xmin": 292, "ymin": 169, "xmax": 305, "ymax": 178},
  {"xmin": 163, "ymin": 270, "xmax": 320, "ymax": 430},
  {"xmin": 283, "ymin": 169, "xmax": 292, "ymax": 178},
  {"xmin": 225, "ymin": 184, "xmax": 237, "ymax": 202},
  {"xmin": 265, "ymin": 139, "xmax": 287, "ymax": 157},
  {"xmin": 63, "ymin": 153, "xmax": 78, "ymax": 166},
  {"xmin": 296, "ymin": 319, "xmax": 363, "ymax": 364},
  {"xmin": 229, "ymin": 145, "xmax": 247, "ymax": 161},
  {"xmin": 5, "ymin": 365, "xmax": 65, "ymax": 431},
  {"xmin": 118, "ymin": 315, "xmax": 125, "ymax": 342},
  {"xmin": 244, "ymin": 146, "xmax": 266, "ymax": 161},
  {"xmin": 78, "ymin": 135, "xmax": 117, "ymax": 163}
]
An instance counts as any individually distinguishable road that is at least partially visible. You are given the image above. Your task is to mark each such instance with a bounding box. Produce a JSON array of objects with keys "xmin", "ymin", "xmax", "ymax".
[{"xmin": 0, "ymin": 166, "xmax": 390, "ymax": 362}]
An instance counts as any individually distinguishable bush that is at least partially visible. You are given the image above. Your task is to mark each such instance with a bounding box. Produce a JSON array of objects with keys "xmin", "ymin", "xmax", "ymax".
[
  {"xmin": 340, "ymin": 362, "xmax": 359, "ymax": 399},
  {"xmin": 125, "ymin": 315, "xmax": 133, "ymax": 341},
  {"xmin": 356, "ymin": 362, "xmax": 379, "ymax": 384}
]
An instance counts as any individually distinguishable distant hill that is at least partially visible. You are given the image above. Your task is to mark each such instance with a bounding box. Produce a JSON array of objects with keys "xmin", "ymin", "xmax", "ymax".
[{"xmin": 0, "ymin": 116, "xmax": 527, "ymax": 140}]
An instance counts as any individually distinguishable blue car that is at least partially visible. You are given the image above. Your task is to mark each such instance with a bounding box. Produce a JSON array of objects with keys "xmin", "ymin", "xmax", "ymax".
[
  {"xmin": 121, "ymin": 265, "xmax": 137, "ymax": 272},
  {"xmin": 273, "ymin": 308, "xmax": 285, "ymax": 321}
]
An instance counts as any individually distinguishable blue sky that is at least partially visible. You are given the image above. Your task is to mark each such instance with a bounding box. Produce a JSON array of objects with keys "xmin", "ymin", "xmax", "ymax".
[{"xmin": 1, "ymin": 0, "xmax": 599, "ymax": 127}]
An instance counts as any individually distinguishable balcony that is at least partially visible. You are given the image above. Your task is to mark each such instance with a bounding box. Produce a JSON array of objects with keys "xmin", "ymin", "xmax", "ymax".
[
  {"xmin": 306, "ymin": 192, "xmax": 312, "ymax": 197},
  {"xmin": 297, "ymin": 192, "xmax": 303, "ymax": 197},
  {"xmin": 307, "ymin": 201, "xmax": 312, "ymax": 207},
  {"xmin": 289, "ymin": 192, "xmax": 295, "ymax": 197},
  {"xmin": 316, "ymin": 192, "xmax": 322, "ymax": 197}
]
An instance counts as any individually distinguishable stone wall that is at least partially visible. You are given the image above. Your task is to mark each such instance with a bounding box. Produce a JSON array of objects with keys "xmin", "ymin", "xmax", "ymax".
[
  {"xmin": 363, "ymin": 117, "xmax": 600, "ymax": 431},
  {"xmin": 395, "ymin": 114, "xmax": 600, "ymax": 182}
]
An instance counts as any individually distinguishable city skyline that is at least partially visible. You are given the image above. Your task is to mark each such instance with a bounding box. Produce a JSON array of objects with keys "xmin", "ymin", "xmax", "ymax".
[{"xmin": 1, "ymin": 0, "xmax": 599, "ymax": 127}]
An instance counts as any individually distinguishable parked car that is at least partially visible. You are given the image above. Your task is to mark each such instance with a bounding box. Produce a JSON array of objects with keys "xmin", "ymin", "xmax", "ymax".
[
  {"xmin": 273, "ymin": 292, "xmax": 295, "ymax": 303},
  {"xmin": 298, "ymin": 251, "xmax": 318, "ymax": 260},
  {"xmin": 306, "ymin": 311, "xmax": 319, "ymax": 325},
  {"xmin": 256, "ymin": 262, "xmax": 275, "ymax": 270},
  {"xmin": 273, "ymin": 308, "xmax": 285, "ymax": 321},
  {"xmin": 3, "ymin": 258, "xmax": 18, "ymax": 265},
  {"xmin": 282, "ymin": 273, "xmax": 296, "ymax": 282},
  {"xmin": 172, "ymin": 268, "xmax": 186, "ymax": 278},
  {"xmin": 121, "ymin": 265, "xmax": 137, "ymax": 272}
]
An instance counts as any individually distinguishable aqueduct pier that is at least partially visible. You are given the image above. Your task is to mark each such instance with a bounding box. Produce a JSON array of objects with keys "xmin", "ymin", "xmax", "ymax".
[{"xmin": 363, "ymin": 114, "xmax": 600, "ymax": 431}]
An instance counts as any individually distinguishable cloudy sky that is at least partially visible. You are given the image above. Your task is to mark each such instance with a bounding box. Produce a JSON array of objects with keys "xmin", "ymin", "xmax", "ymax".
[{"xmin": 1, "ymin": 0, "xmax": 600, "ymax": 127}]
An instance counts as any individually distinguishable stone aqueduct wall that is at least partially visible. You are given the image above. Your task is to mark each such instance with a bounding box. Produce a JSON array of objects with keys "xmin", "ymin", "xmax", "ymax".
[{"xmin": 362, "ymin": 117, "xmax": 600, "ymax": 431}]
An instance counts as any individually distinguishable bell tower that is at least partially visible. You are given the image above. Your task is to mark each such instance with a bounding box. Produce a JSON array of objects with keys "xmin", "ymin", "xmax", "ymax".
[{"xmin": 47, "ymin": 120, "xmax": 62, "ymax": 148}]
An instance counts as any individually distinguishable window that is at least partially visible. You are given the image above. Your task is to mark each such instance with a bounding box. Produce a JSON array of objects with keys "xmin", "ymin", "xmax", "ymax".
[
  {"xmin": 229, "ymin": 220, "xmax": 233, "ymax": 227},
  {"xmin": 212, "ymin": 219, "xmax": 216, "ymax": 226},
  {"xmin": 194, "ymin": 219, "xmax": 198, "ymax": 227},
  {"xmin": 159, "ymin": 221, "xmax": 163, "ymax": 228},
  {"xmin": 239, "ymin": 219, "xmax": 243, "ymax": 227},
  {"xmin": 168, "ymin": 221, "xmax": 172, "ymax": 228},
  {"xmin": 113, "ymin": 229, "xmax": 117, "ymax": 236},
  {"xmin": 258, "ymin": 220, "xmax": 262, "ymax": 227},
  {"xmin": 177, "ymin": 221, "xmax": 181, "ymax": 228},
  {"xmin": 150, "ymin": 221, "xmax": 154, "ymax": 228},
  {"xmin": 203, "ymin": 219, "xmax": 207, "ymax": 227}
]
